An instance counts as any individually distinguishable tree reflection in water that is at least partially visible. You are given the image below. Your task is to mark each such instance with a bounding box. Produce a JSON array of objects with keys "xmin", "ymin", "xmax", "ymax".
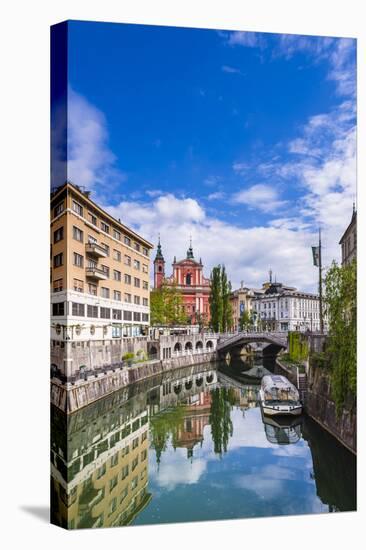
[{"xmin": 209, "ymin": 387, "xmax": 236, "ymax": 456}]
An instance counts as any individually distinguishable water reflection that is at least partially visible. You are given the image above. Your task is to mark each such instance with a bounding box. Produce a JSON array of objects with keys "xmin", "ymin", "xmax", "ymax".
[{"xmin": 51, "ymin": 361, "xmax": 356, "ymax": 529}]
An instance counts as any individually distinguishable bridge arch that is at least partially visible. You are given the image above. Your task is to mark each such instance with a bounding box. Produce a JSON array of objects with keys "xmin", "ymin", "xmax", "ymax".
[
  {"xmin": 206, "ymin": 340, "xmax": 213, "ymax": 351},
  {"xmin": 185, "ymin": 341, "xmax": 193, "ymax": 352},
  {"xmin": 195, "ymin": 340, "xmax": 203, "ymax": 351},
  {"xmin": 185, "ymin": 380, "xmax": 193, "ymax": 390},
  {"xmin": 174, "ymin": 342, "xmax": 182, "ymax": 353}
]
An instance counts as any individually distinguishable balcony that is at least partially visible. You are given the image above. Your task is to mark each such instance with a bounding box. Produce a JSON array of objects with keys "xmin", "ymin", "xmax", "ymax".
[
  {"xmin": 86, "ymin": 266, "xmax": 108, "ymax": 280},
  {"xmin": 85, "ymin": 242, "xmax": 109, "ymax": 258}
]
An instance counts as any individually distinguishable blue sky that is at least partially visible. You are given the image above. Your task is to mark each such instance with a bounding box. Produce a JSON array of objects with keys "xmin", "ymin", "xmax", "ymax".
[{"xmin": 59, "ymin": 21, "xmax": 356, "ymax": 291}]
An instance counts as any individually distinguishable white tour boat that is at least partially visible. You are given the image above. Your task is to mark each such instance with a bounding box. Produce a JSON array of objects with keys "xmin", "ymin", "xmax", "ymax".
[{"xmin": 259, "ymin": 374, "xmax": 302, "ymax": 416}]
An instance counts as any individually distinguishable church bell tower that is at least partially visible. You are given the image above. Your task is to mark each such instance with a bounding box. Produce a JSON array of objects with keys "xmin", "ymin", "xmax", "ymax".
[{"xmin": 154, "ymin": 235, "xmax": 165, "ymax": 288}]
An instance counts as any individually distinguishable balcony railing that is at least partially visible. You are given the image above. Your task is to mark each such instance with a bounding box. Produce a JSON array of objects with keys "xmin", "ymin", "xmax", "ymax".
[
  {"xmin": 85, "ymin": 266, "xmax": 108, "ymax": 280},
  {"xmin": 85, "ymin": 242, "xmax": 109, "ymax": 258}
]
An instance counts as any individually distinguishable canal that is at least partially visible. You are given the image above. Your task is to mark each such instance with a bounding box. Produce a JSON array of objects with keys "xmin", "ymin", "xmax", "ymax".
[{"xmin": 51, "ymin": 358, "xmax": 356, "ymax": 529}]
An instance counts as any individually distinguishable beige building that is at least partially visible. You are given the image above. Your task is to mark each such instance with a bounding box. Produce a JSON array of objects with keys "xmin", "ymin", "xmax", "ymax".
[
  {"xmin": 230, "ymin": 282, "xmax": 263, "ymax": 330},
  {"xmin": 50, "ymin": 182, "xmax": 153, "ymax": 378},
  {"xmin": 339, "ymin": 205, "xmax": 357, "ymax": 266}
]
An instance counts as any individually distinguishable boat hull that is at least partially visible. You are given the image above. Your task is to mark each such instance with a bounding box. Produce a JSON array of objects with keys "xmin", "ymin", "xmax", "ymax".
[{"xmin": 260, "ymin": 403, "xmax": 303, "ymax": 416}]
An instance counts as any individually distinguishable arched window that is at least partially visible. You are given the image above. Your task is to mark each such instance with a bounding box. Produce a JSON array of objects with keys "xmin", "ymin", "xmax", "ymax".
[
  {"xmin": 186, "ymin": 273, "xmax": 191, "ymax": 285},
  {"xmin": 158, "ymin": 265, "xmax": 162, "ymax": 272}
]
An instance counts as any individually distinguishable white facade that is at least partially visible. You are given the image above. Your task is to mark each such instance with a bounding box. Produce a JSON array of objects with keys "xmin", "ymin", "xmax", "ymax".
[
  {"xmin": 51, "ymin": 289, "xmax": 150, "ymax": 342},
  {"xmin": 252, "ymin": 288, "xmax": 325, "ymax": 332}
]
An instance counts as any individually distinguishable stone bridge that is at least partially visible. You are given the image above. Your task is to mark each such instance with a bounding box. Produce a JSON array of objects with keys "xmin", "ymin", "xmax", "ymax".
[
  {"xmin": 148, "ymin": 332, "xmax": 219, "ymax": 361},
  {"xmin": 217, "ymin": 331, "xmax": 287, "ymax": 358}
]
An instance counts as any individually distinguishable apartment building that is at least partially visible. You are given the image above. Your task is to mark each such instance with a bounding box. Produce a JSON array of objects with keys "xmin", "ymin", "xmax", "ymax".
[
  {"xmin": 339, "ymin": 205, "xmax": 357, "ymax": 267},
  {"xmin": 50, "ymin": 182, "xmax": 153, "ymax": 377}
]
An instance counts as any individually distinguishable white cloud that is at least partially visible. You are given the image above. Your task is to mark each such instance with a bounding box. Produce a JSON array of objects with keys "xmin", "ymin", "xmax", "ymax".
[
  {"xmin": 232, "ymin": 184, "xmax": 288, "ymax": 213},
  {"xmin": 226, "ymin": 31, "xmax": 265, "ymax": 49},
  {"xmin": 152, "ymin": 447, "xmax": 207, "ymax": 490},
  {"xmin": 67, "ymin": 87, "xmax": 126, "ymax": 194},
  {"xmin": 146, "ymin": 189, "xmax": 163, "ymax": 198},
  {"xmin": 232, "ymin": 162, "xmax": 249, "ymax": 174},
  {"xmin": 221, "ymin": 65, "xmax": 242, "ymax": 74},
  {"xmin": 207, "ymin": 191, "xmax": 225, "ymax": 200}
]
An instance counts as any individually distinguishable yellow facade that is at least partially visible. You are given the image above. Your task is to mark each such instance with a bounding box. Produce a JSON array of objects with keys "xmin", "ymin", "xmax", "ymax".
[{"xmin": 50, "ymin": 182, "xmax": 153, "ymax": 342}]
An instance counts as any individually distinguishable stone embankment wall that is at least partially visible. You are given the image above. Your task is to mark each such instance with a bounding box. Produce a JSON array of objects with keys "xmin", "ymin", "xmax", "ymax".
[
  {"xmin": 51, "ymin": 351, "xmax": 217, "ymax": 413},
  {"xmin": 305, "ymin": 363, "xmax": 356, "ymax": 455}
]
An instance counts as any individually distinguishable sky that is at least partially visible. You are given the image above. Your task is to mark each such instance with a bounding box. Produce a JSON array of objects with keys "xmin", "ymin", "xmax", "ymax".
[{"xmin": 56, "ymin": 21, "xmax": 356, "ymax": 292}]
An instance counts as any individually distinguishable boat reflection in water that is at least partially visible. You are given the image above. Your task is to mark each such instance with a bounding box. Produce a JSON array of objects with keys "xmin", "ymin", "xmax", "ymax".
[{"xmin": 261, "ymin": 410, "xmax": 303, "ymax": 445}]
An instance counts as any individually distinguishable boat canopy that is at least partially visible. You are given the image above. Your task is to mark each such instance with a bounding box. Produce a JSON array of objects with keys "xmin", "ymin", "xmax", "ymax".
[{"xmin": 261, "ymin": 375, "xmax": 300, "ymax": 403}]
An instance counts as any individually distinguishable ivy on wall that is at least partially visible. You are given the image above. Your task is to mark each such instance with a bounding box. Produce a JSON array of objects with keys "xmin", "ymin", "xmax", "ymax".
[
  {"xmin": 288, "ymin": 331, "xmax": 309, "ymax": 362},
  {"xmin": 324, "ymin": 259, "xmax": 357, "ymax": 413}
]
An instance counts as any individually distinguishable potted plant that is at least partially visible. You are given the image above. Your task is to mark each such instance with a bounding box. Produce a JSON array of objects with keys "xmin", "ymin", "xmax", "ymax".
[{"xmin": 122, "ymin": 352, "xmax": 135, "ymax": 368}]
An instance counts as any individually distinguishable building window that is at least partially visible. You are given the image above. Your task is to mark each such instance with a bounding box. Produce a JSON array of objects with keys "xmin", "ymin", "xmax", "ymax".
[
  {"xmin": 134, "ymin": 242, "xmax": 140, "ymax": 252},
  {"xmin": 114, "ymin": 270, "xmax": 121, "ymax": 282},
  {"xmin": 53, "ymin": 253, "xmax": 63, "ymax": 268},
  {"xmin": 124, "ymin": 255, "xmax": 131, "ymax": 266},
  {"xmin": 134, "ymin": 277, "xmax": 140, "ymax": 288},
  {"xmin": 88, "ymin": 283, "xmax": 97, "ymax": 296},
  {"xmin": 87, "ymin": 305, "xmax": 98, "ymax": 318},
  {"xmin": 124, "ymin": 274, "xmax": 131, "ymax": 285},
  {"xmin": 142, "ymin": 247, "xmax": 149, "ymax": 257},
  {"xmin": 90, "ymin": 325, "xmax": 96, "ymax": 335},
  {"xmin": 110, "ymin": 476, "xmax": 118, "ymax": 492},
  {"xmin": 110, "ymin": 453, "xmax": 119, "ymax": 467},
  {"xmin": 120, "ymin": 487, "xmax": 128, "ymax": 503},
  {"xmin": 101, "ymin": 221, "xmax": 109, "ymax": 234},
  {"xmin": 124, "ymin": 293, "xmax": 132, "ymax": 304},
  {"xmin": 113, "ymin": 229, "xmax": 121, "ymax": 241},
  {"xmin": 73, "ymin": 253, "xmax": 83, "ymax": 268},
  {"xmin": 100, "ymin": 307, "xmax": 111, "ymax": 319},
  {"xmin": 134, "ymin": 295, "xmax": 140, "ymax": 305},
  {"xmin": 53, "ymin": 279, "xmax": 63, "ymax": 293},
  {"xmin": 72, "ymin": 200, "xmax": 83, "ymax": 216},
  {"xmin": 114, "ymin": 290, "xmax": 121, "ymax": 301},
  {"xmin": 143, "ymin": 281, "xmax": 148, "ymax": 290},
  {"xmin": 186, "ymin": 273, "xmax": 191, "ymax": 285},
  {"xmin": 132, "ymin": 457, "xmax": 138, "ymax": 471},
  {"xmin": 124, "ymin": 310, "xmax": 132, "ymax": 320},
  {"xmin": 121, "ymin": 466, "xmax": 129, "ymax": 480},
  {"xmin": 112, "ymin": 309, "xmax": 122, "ymax": 320},
  {"xmin": 54, "ymin": 227, "xmax": 64, "ymax": 243},
  {"xmin": 72, "ymin": 303, "xmax": 85, "ymax": 316},
  {"xmin": 134, "ymin": 259, "xmax": 140, "ymax": 270},
  {"xmin": 54, "ymin": 202, "xmax": 64, "ymax": 217},
  {"xmin": 124, "ymin": 236, "xmax": 131, "ymax": 247},
  {"xmin": 101, "ymin": 287, "xmax": 110, "ymax": 299},
  {"xmin": 133, "ymin": 312, "xmax": 141, "ymax": 322},
  {"xmin": 73, "ymin": 278, "xmax": 84, "ymax": 292},
  {"xmin": 101, "ymin": 265, "xmax": 110, "ymax": 277},
  {"xmin": 112, "ymin": 324, "xmax": 122, "ymax": 338},
  {"xmin": 52, "ymin": 302, "xmax": 64, "ymax": 316},
  {"xmin": 142, "ymin": 264, "xmax": 148, "ymax": 273},
  {"xmin": 143, "ymin": 298, "xmax": 148, "ymax": 306},
  {"xmin": 88, "ymin": 212, "xmax": 97, "ymax": 226},
  {"xmin": 101, "ymin": 243, "xmax": 109, "ymax": 256},
  {"xmin": 72, "ymin": 226, "xmax": 84, "ymax": 242},
  {"xmin": 113, "ymin": 249, "xmax": 121, "ymax": 261},
  {"xmin": 88, "ymin": 235, "xmax": 97, "ymax": 244},
  {"xmin": 142, "ymin": 313, "xmax": 149, "ymax": 322}
]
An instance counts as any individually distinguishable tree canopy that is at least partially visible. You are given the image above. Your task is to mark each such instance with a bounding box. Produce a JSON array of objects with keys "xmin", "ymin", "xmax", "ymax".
[{"xmin": 150, "ymin": 282, "xmax": 189, "ymax": 326}]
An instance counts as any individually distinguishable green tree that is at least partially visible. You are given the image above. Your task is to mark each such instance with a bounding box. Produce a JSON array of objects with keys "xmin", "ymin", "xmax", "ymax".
[
  {"xmin": 324, "ymin": 259, "xmax": 356, "ymax": 411},
  {"xmin": 209, "ymin": 265, "xmax": 233, "ymax": 332},
  {"xmin": 209, "ymin": 387, "xmax": 235, "ymax": 456},
  {"xmin": 221, "ymin": 265, "xmax": 233, "ymax": 332},
  {"xmin": 209, "ymin": 266, "xmax": 223, "ymax": 332},
  {"xmin": 239, "ymin": 310, "xmax": 253, "ymax": 331},
  {"xmin": 150, "ymin": 282, "xmax": 188, "ymax": 326}
]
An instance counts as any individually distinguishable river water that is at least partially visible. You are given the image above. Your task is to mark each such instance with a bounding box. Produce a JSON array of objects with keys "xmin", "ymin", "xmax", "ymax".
[{"xmin": 51, "ymin": 358, "xmax": 356, "ymax": 529}]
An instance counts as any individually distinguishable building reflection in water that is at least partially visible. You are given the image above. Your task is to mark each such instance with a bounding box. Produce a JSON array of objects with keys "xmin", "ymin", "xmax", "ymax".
[{"xmin": 51, "ymin": 364, "xmax": 356, "ymax": 528}]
